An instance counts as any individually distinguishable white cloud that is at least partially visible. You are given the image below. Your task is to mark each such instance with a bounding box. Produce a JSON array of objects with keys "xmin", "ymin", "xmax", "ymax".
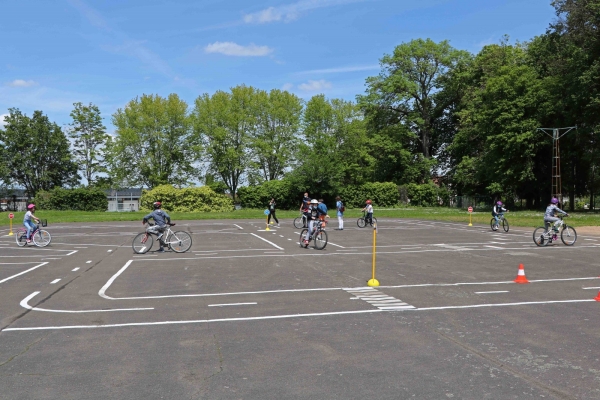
[
  {"xmin": 282, "ymin": 83, "xmax": 294, "ymax": 91},
  {"xmin": 204, "ymin": 42, "xmax": 273, "ymax": 57},
  {"xmin": 243, "ymin": 0, "xmax": 369, "ymax": 24},
  {"xmin": 0, "ymin": 114, "xmax": 8, "ymax": 128},
  {"xmin": 298, "ymin": 79, "xmax": 332, "ymax": 92},
  {"xmin": 8, "ymin": 79, "xmax": 37, "ymax": 87}
]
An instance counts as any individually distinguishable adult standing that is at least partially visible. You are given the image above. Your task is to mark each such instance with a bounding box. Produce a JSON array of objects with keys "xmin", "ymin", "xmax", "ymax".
[
  {"xmin": 335, "ymin": 196, "xmax": 344, "ymax": 230},
  {"xmin": 300, "ymin": 192, "xmax": 311, "ymax": 212},
  {"xmin": 268, "ymin": 198, "xmax": 280, "ymax": 227}
]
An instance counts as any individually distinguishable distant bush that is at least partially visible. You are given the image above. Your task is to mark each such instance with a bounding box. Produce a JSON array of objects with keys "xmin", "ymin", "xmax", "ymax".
[
  {"xmin": 237, "ymin": 179, "xmax": 296, "ymax": 210},
  {"xmin": 339, "ymin": 182, "xmax": 399, "ymax": 208},
  {"xmin": 140, "ymin": 185, "xmax": 234, "ymax": 212},
  {"xmin": 34, "ymin": 188, "xmax": 108, "ymax": 211},
  {"xmin": 405, "ymin": 183, "xmax": 442, "ymax": 207}
]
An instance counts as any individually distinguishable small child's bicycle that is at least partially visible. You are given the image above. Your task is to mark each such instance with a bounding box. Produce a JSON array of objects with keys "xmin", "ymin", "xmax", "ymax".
[
  {"xmin": 16, "ymin": 219, "xmax": 51, "ymax": 247},
  {"xmin": 293, "ymin": 212, "xmax": 308, "ymax": 229},
  {"xmin": 132, "ymin": 223, "xmax": 192, "ymax": 254},
  {"xmin": 299, "ymin": 219, "xmax": 328, "ymax": 250},
  {"xmin": 490, "ymin": 214, "xmax": 509, "ymax": 232},
  {"xmin": 533, "ymin": 216, "xmax": 577, "ymax": 246},
  {"xmin": 357, "ymin": 211, "xmax": 377, "ymax": 228}
]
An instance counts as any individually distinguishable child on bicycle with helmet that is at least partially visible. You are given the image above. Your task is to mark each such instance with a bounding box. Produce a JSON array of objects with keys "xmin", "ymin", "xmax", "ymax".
[
  {"xmin": 545, "ymin": 197, "xmax": 568, "ymax": 233},
  {"xmin": 303, "ymin": 199, "xmax": 328, "ymax": 246},
  {"xmin": 361, "ymin": 200, "xmax": 374, "ymax": 225},
  {"xmin": 142, "ymin": 201, "xmax": 171, "ymax": 252},
  {"xmin": 23, "ymin": 204, "xmax": 40, "ymax": 243},
  {"xmin": 492, "ymin": 200, "xmax": 509, "ymax": 229}
]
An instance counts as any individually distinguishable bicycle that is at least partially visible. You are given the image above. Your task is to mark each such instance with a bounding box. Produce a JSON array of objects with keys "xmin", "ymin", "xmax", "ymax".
[
  {"xmin": 533, "ymin": 216, "xmax": 577, "ymax": 247},
  {"xmin": 299, "ymin": 219, "xmax": 328, "ymax": 250},
  {"xmin": 132, "ymin": 223, "xmax": 192, "ymax": 254},
  {"xmin": 293, "ymin": 212, "xmax": 308, "ymax": 229},
  {"xmin": 16, "ymin": 219, "xmax": 51, "ymax": 247},
  {"xmin": 490, "ymin": 214, "xmax": 509, "ymax": 232},
  {"xmin": 357, "ymin": 211, "xmax": 377, "ymax": 228}
]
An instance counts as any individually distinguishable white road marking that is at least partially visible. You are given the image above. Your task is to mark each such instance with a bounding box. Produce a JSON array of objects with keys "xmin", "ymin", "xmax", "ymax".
[
  {"xmin": 327, "ymin": 241, "xmax": 345, "ymax": 248},
  {"xmin": 582, "ymin": 287, "xmax": 600, "ymax": 290},
  {"xmin": 417, "ymin": 299, "xmax": 596, "ymax": 310},
  {"xmin": 475, "ymin": 291, "xmax": 509, "ymax": 294},
  {"xmin": 86, "ymin": 260, "xmax": 92, "ymax": 263},
  {"xmin": 19, "ymin": 292, "xmax": 153, "ymax": 313},
  {"xmin": 50, "ymin": 279, "xmax": 61, "ymax": 284},
  {"xmin": 208, "ymin": 302, "xmax": 257, "ymax": 307},
  {"xmin": 484, "ymin": 245, "xmax": 504, "ymax": 249},
  {"xmin": 107, "ymin": 250, "xmax": 112, "ymax": 252},
  {"xmin": 67, "ymin": 251, "xmax": 77, "ymax": 256},
  {"xmin": 0, "ymin": 262, "xmax": 48, "ymax": 284},
  {"xmin": 72, "ymin": 268, "xmax": 80, "ymax": 272},
  {"xmin": 233, "ymin": 224, "xmax": 244, "ymax": 230},
  {"xmin": 73, "ymin": 246, "xmax": 88, "ymax": 249},
  {"xmin": 250, "ymin": 233, "xmax": 284, "ymax": 250}
]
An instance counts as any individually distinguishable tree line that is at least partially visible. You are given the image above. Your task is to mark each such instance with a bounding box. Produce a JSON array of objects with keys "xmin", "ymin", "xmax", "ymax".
[{"xmin": 1, "ymin": 1, "xmax": 598, "ymax": 210}]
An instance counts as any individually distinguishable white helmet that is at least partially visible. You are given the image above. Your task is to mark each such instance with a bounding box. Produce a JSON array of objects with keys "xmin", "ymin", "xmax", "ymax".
[{"xmin": 310, "ymin": 199, "xmax": 318, "ymax": 204}]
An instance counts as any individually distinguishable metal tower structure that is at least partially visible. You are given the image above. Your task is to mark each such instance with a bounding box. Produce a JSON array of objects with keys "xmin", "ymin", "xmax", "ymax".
[{"xmin": 538, "ymin": 127, "xmax": 576, "ymax": 205}]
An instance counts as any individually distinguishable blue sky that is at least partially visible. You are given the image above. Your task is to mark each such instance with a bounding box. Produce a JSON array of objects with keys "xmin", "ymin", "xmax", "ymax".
[{"xmin": 1, "ymin": 0, "xmax": 557, "ymax": 131}]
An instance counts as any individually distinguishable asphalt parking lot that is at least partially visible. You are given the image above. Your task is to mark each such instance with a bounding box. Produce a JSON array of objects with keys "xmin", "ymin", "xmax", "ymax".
[{"xmin": 1, "ymin": 218, "xmax": 599, "ymax": 399}]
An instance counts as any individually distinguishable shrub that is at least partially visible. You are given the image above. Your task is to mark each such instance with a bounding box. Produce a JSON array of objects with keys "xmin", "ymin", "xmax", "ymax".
[
  {"xmin": 339, "ymin": 182, "xmax": 399, "ymax": 208},
  {"xmin": 237, "ymin": 179, "xmax": 296, "ymax": 210},
  {"xmin": 406, "ymin": 183, "xmax": 439, "ymax": 207},
  {"xmin": 139, "ymin": 185, "xmax": 234, "ymax": 212},
  {"xmin": 34, "ymin": 188, "xmax": 108, "ymax": 211}
]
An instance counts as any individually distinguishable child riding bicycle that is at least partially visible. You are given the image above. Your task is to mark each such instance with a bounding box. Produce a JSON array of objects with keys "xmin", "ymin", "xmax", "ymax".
[
  {"xmin": 492, "ymin": 200, "xmax": 509, "ymax": 229},
  {"xmin": 361, "ymin": 200, "xmax": 374, "ymax": 225},
  {"xmin": 303, "ymin": 199, "xmax": 329, "ymax": 246},
  {"xmin": 23, "ymin": 203, "xmax": 40, "ymax": 243},
  {"xmin": 142, "ymin": 201, "xmax": 171, "ymax": 253},
  {"xmin": 544, "ymin": 197, "xmax": 569, "ymax": 233}
]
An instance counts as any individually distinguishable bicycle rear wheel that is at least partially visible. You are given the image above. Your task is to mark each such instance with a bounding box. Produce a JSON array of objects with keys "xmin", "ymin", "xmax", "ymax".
[
  {"xmin": 168, "ymin": 231, "xmax": 192, "ymax": 253},
  {"xmin": 357, "ymin": 218, "xmax": 366, "ymax": 228},
  {"xmin": 16, "ymin": 228, "xmax": 27, "ymax": 247},
  {"xmin": 533, "ymin": 227, "xmax": 549, "ymax": 247},
  {"xmin": 299, "ymin": 229, "xmax": 309, "ymax": 247},
  {"xmin": 490, "ymin": 218, "xmax": 498, "ymax": 231},
  {"xmin": 313, "ymin": 229, "xmax": 328, "ymax": 250},
  {"xmin": 133, "ymin": 233, "xmax": 153, "ymax": 254},
  {"xmin": 502, "ymin": 218, "xmax": 509, "ymax": 232},
  {"xmin": 370, "ymin": 217, "xmax": 378, "ymax": 227},
  {"xmin": 33, "ymin": 230, "xmax": 51, "ymax": 247},
  {"xmin": 560, "ymin": 226, "xmax": 577, "ymax": 246},
  {"xmin": 294, "ymin": 217, "xmax": 305, "ymax": 229}
]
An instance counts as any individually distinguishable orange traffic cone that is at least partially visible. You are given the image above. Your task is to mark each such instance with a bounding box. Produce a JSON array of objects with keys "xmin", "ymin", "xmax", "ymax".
[
  {"xmin": 594, "ymin": 291, "xmax": 600, "ymax": 301},
  {"xmin": 513, "ymin": 263, "xmax": 529, "ymax": 284}
]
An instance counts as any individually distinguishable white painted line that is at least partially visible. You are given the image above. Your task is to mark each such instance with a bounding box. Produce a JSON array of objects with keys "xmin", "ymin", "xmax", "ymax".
[
  {"xmin": 417, "ymin": 299, "xmax": 596, "ymax": 311},
  {"xmin": 50, "ymin": 279, "xmax": 61, "ymax": 284},
  {"xmin": 582, "ymin": 287, "xmax": 600, "ymax": 290},
  {"xmin": 584, "ymin": 239, "xmax": 596, "ymax": 241},
  {"xmin": 86, "ymin": 260, "xmax": 92, "ymax": 263},
  {"xmin": 475, "ymin": 291, "xmax": 509, "ymax": 294},
  {"xmin": 250, "ymin": 233, "xmax": 284, "ymax": 250},
  {"xmin": 66, "ymin": 251, "xmax": 77, "ymax": 256},
  {"xmin": 99, "ymin": 260, "xmax": 133, "ymax": 300},
  {"xmin": 19, "ymin": 292, "xmax": 153, "ymax": 313},
  {"xmin": 42, "ymin": 258, "xmax": 61, "ymax": 260},
  {"xmin": 327, "ymin": 241, "xmax": 345, "ymax": 249},
  {"xmin": 233, "ymin": 224, "xmax": 244, "ymax": 230},
  {"xmin": 2, "ymin": 309, "xmax": 383, "ymax": 331},
  {"xmin": 484, "ymin": 245, "xmax": 503, "ymax": 249},
  {"xmin": 72, "ymin": 267, "xmax": 80, "ymax": 272},
  {"xmin": 195, "ymin": 253, "xmax": 219, "ymax": 256},
  {"xmin": 107, "ymin": 250, "xmax": 112, "ymax": 252},
  {"xmin": 73, "ymin": 246, "xmax": 88, "ymax": 249},
  {"xmin": 208, "ymin": 302, "xmax": 257, "ymax": 307},
  {"xmin": 0, "ymin": 262, "xmax": 48, "ymax": 284}
]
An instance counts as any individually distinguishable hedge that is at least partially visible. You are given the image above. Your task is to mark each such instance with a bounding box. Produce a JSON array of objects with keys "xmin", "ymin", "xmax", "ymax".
[
  {"xmin": 34, "ymin": 188, "xmax": 108, "ymax": 211},
  {"xmin": 237, "ymin": 179, "xmax": 296, "ymax": 210},
  {"xmin": 140, "ymin": 185, "xmax": 234, "ymax": 212}
]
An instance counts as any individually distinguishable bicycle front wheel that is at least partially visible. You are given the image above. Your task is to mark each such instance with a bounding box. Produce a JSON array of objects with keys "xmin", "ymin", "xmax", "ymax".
[
  {"xmin": 33, "ymin": 230, "xmax": 51, "ymax": 247},
  {"xmin": 314, "ymin": 229, "xmax": 328, "ymax": 250},
  {"xmin": 16, "ymin": 228, "xmax": 27, "ymax": 247},
  {"xmin": 294, "ymin": 217, "xmax": 305, "ymax": 229},
  {"xmin": 357, "ymin": 218, "xmax": 366, "ymax": 228},
  {"xmin": 561, "ymin": 226, "xmax": 577, "ymax": 246},
  {"xmin": 168, "ymin": 231, "xmax": 192, "ymax": 253},
  {"xmin": 490, "ymin": 218, "xmax": 498, "ymax": 231},
  {"xmin": 370, "ymin": 217, "xmax": 378, "ymax": 227},
  {"xmin": 533, "ymin": 227, "xmax": 549, "ymax": 247},
  {"xmin": 132, "ymin": 233, "xmax": 153, "ymax": 254},
  {"xmin": 299, "ymin": 229, "xmax": 309, "ymax": 247},
  {"xmin": 502, "ymin": 218, "xmax": 509, "ymax": 232}
]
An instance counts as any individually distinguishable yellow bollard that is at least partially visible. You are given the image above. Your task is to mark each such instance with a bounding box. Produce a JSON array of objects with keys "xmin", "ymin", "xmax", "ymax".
[
  {"xmin": 367, "ymin": 222, "xmax": 379, "ymax": 287},
  {"xmin": 468, "ymin": 206, "xmax": 473, "ymax": 226},
  {"xmin": 8, "ymin": 217, "xmax": 14, "ymax": 236},
  {"xmin": 264, "ymin": 209, "xmax": 271, "ymax": 231}
]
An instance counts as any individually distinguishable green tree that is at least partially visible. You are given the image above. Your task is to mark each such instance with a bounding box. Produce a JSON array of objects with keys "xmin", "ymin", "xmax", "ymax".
[
  {"xmin": 249, "ymin": 89, "xmax": 302, "ymax": 182},
  {"xmin": 0, "ymin": 108, "xmax": 78, "ymax": 197},
  {"xmin": 192, "ymin": 85, "xmax": 256, "ymax": 197},
  {"xmin": 109, "ymin": 94, "xmax": 199, "ymax": 189},
  {"xmin": 359, "ymin": 38, "xmax": 471, "ymax": 160},
  {"xmin": 68, "ymin": 102, "xmax": 109, "ymax": 186}
]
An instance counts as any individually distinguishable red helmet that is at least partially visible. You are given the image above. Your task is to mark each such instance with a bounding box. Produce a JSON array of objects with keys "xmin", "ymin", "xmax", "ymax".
[
  {"xmin": 366, "ymin": 200, "xmax": 372, "ymax": 204},
  {"xmin": 153, "ymin": 201, "xmax": 162, "ymax": 209},
  {"xmin": 27, "ymin": 204, "xmax": 35, "ymax": 210}
]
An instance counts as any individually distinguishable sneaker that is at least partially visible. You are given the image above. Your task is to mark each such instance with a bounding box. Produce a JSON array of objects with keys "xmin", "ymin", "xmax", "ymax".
[
  {"xmin": 26, "ymin": 239, "xmax": 31, "ymax": 243},
  {"xmin": 157, "ymin": 248, "xmax": 165, "ymax": 253}
]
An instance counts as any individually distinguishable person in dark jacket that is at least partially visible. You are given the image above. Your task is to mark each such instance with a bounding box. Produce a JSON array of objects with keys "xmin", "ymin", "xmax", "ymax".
[
  {"xmin": 268, "ymin": 198, "xmax": 280, "ymax": 227},
  {"xmin": 143, "ymin": 201, "xmax": 171, "ymax": 252}
]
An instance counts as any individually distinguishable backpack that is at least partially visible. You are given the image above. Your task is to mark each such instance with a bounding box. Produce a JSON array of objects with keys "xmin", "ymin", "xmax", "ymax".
[{"xmin": 339, "ymin": 202, "xmax": 345, "ymax": 212}]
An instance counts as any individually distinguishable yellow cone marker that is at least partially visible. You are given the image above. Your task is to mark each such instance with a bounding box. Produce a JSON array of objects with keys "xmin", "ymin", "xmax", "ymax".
[
  {"xmin": 264, "ymin": 209, "xmax": 271, "ymax": 231},
  {"xmin": 367, "ymin": 222, "xmax": 379, "ymax": 287},
  {"xmin": 8, "ymin": 213, "xmax": 14, "ymax": 236}
]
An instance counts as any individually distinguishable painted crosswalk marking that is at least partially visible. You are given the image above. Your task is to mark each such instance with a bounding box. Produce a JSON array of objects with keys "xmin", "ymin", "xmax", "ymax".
[{"xmin": 343, "ymin": 287, "xmax": 415, "ymax": 310}]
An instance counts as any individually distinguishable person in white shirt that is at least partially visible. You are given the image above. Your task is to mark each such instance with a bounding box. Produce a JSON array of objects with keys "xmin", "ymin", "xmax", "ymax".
[{"xmin": 361, "ymin": 200, "xmax": 373, "ymax": 225}]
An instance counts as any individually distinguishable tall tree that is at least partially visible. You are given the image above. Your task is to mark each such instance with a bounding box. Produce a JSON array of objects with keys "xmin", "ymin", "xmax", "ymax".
[
  {"xmin": 359, "ymin": 38, "xmax": 471, "ymax": 160},
  {"xmin": 68, "ymin": 102, "xmax": 109, "ymax": 186},
  {"xmin": 0, "ymin": 108, "xmax": 78, "ymax": 197},
  {"xmin": 249, "ymin": 89, "xmax": 302, "ymax": 182},
  {"xmin": 192, "ymin": 85, "xmax": 256, "ymax": 197},
  {"xmin": 109, "ymin": 94, "xmax": 200, "ymax": 189}
]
